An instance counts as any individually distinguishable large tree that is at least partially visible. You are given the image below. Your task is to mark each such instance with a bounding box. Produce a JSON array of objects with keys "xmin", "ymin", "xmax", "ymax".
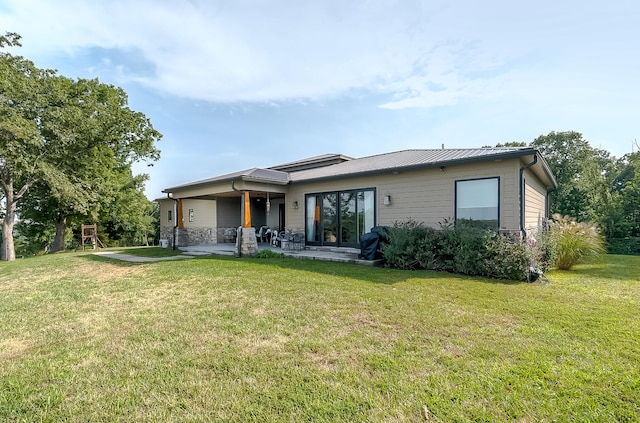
[
  {"xmin": 530, "ymin": 131, "xmax": 613, "ymax": 223},
  {"xmin": 1, "ymin": 33, "xmax": 161, "ymax": 260},
  {"xmin": 31, "ymin": 76, "xmax": 160, "ymax": 252},
  {"xmin": 0, "ymin": 33, "xmax": 52, "ymax": 261},
  {"xmin": 606, "ymin": 152, "xmax": 640, "ymax": 240}
]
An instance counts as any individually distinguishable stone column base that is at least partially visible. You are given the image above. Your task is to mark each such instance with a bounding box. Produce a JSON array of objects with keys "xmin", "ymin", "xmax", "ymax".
[{"xmin": 235, "ymin": 227, "xmax": 258, "ymax": 257}]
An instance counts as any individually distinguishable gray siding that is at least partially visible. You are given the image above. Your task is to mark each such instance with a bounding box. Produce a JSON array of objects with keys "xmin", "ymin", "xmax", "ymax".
[
  {"xmin": 286, "ymin": 159, "xmax": 522, "ymax": 232},
  {"xmin": 217, "ymin": 197, "xmax": 242, "ymax": 228},
  {"xmin": 524, "ymin": 174, "xmax": 547, "ymax": 234}
]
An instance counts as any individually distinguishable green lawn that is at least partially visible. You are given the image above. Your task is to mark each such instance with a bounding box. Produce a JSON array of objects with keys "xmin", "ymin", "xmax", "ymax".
[
  {"xmin": 1, "ymin": 252, "xmax": 638, "ymax": 422},
  {"xmin": 113, "ymin": 246, "xmax": 186, "ymax": 258}
]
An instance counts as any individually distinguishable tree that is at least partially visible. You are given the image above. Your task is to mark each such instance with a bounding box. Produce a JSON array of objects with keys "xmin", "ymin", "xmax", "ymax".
[
  {"xmin": 97, "ymin": 170, "xmax": 156, "ymax": 247},
  {"xmin": 1, "ymin": 33, "xmax": 161, "ymax": 260},
  {"xmin": 482, "ymin": 142, "xmax": 527, "ymax": 148},
  {"xmin": 530, "ymin": 131, "xmax": 613, "ymax": 223},
  {"xmin": 606, "ymin": 152, "xmax": 640, "ymax": 240},
  {"xmin": 0, "ymin": 33, "xmax": 54, "ymax": 261},
  {"xmin": 30, "ymin": 76, "xmax": 160, "ymax": 252}
]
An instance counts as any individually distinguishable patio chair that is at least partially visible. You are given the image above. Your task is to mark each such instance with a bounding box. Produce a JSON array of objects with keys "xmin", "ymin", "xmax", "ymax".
[
  {"xmin": 289, "ymin": 233, "xmax": 304, "ymax": 250},
  {"xmin": 275, "ymin": 231, "xmax": 289, "ymax": 249},
  {"xmin": 255, "ymin": 226, "xmax": 268, "ymax": 242},
  {"xmin": 223, "ymin": 228, "xmax": 237, "ymax": 243}
]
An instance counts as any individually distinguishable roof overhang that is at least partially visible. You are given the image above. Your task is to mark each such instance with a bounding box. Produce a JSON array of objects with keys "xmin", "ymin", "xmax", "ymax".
[
  {"xmin": 288, "ymin": 148, "xmax": 558, "ymax": 189},
  {"xmin": 161, "ymin": 147, "xmax": 558, "ymax": 197}
]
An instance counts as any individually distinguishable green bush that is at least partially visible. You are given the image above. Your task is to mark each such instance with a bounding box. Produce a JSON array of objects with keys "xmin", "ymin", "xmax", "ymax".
[
  {"xmin": 439, "ymin": 220, "xmax": 490, "ymax": 275},
  {"xmin": 382, "ymin": 219, "xmax": 552, "ymax": 281},
  {"xmin": 548, "ymin": 214, "xmax": 605, "ymax": 270},
  {"xmin": 607, "ymin": 237, "xmax": 640, "ymax": 255},
  {"xmin": 382, "ymin": 220, "xmax": 440, "ymax": 270},
  {"xmin": 255, "ymin": 249, "xmax": 285, "ymax": 258},
  {"xmin": 482, "ymin": 232, "xmax": 536, "ymax": 281}
]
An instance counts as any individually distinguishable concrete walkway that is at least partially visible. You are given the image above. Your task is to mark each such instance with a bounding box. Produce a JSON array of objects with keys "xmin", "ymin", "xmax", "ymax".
[
  {"xmin": 179, "ymin": 243, "xmax": 384, "ymax": 266},
  {"xmin": 94, "ymin": 244, "xmax": 383, "ymax": 266}
]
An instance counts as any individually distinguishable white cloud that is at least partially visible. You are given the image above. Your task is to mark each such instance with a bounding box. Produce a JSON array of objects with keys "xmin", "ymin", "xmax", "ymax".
[
  {"xmin": 0, "ymin": 0, "xmax": 463, "ymax": 102},
  {"xmin": 2, "ymin": 0, "xmax": 639, "ymax": 115}
]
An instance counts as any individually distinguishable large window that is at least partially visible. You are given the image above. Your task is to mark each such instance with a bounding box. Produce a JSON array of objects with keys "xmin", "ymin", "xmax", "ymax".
[
  {"xmin": 305, "ymin": 188, "xmax": 375, "ymax": 247},
  {"xmin": 455, "ymin": 177, "xmax": 499, "ymax": 229}
]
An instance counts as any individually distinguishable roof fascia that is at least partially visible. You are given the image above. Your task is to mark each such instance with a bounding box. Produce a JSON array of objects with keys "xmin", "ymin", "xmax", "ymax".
[{"xmin": 163, "ymin": 169, "xmax": 288, "ymax": 193}]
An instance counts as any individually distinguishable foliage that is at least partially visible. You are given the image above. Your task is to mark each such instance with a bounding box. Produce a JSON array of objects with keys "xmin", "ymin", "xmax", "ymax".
[
  {"xmin": 381, "ymin": 219, "xmax": 552, "ymax": 280},
  {"xmin": 0, "ymin": 32, "xmax": 161, "ymax": 259},
  {"xmin": 255, "ymin": 249, "xmax": 285, "ymax": 258},
  {"xmin": 527, "ymin": 131, "xmax": 640, "ymax": 256},
  {"xmin": 483, "ymin": 141, "xmax": 527, "ymax": 148},
  {"xmin": 381, "ymin": 220, "xmax": 440, "ymax": 270},
  {"xmin": 0, "ymin": 33, "xmax": 55, "ymax": 260},
  {"xmin": 530, "ymin": 131, "xmax": 618, "ymax": 243},
  {"xmin": 607, "ymin": 237, "xmax": 640, "ymax": 255},
  {"xmin": 14, "ymin": 219, "xmax": 59, "ymax": 256},
  {"xmin": 548, "ymin": 214, "xmax": 606, "ymax": 270},
  {"xmin": 97, "ymin": 171, "xmax": 156, "ymax": 247},
  {"xmin": 480, "ymin": 232, "xmax": 536, "ymax": 280},
  {"xmin": 437, "ymin": 219, "xmax": 488, "ymax": 274},
  {"xmin": 531, "ymin": 131, "xmax": 613, "ymax": 223},
  {"xmin": 1, "ymin": 253, "xmax": 638, "ymax": 421},
  {"xmin": 603, "ymin": 152, "xmax": 640, "ymax": 245}
]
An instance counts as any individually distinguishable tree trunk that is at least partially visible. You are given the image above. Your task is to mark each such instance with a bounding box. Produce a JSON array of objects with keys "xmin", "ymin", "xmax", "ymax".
[
  {"xmin": 1, "ymin": 187, "xmax": 17, "ymax": 261},
  {"xmin": 50, "ymin": 214, "xmax": 67, "ymax": 253}
]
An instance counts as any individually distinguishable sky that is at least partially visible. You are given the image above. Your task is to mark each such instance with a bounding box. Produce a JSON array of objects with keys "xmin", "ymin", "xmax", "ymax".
[{"xmin": 1, "ymin": 0, "xmax": 638, "ymax": 199}]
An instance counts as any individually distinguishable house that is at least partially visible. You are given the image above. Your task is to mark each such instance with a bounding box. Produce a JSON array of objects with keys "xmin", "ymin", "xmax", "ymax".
[{"xmin": 158, "ymin": 147, "xmax": 557, "ymax": 249}]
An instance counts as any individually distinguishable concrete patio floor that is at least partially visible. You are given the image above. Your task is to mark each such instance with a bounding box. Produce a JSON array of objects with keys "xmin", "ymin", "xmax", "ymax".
[{"xmin": 178, "ymin": 243, "xmax": 384, "ymax": 267}]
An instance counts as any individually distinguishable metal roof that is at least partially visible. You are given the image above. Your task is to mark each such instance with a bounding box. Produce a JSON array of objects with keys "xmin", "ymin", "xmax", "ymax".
[
  {"xmin": 162, "ymin": 167, "xmax": 289, "ymax": 192},
  {"xmin": 269, "ymin": 153, "xmax": 353, "ymax": 172},
  {"xmin": 163, "ymin": 147, "xmax": 557, "ymax": 193},
  {"xmin": 288, "ymin": 148, "xmax": 548, "ymax": 182}
]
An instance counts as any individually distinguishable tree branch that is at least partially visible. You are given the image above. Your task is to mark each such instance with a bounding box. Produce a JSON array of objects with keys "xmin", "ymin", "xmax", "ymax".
[{"xmin": 14, "ymin": 178, "xmax": 39, "ymax": 202}]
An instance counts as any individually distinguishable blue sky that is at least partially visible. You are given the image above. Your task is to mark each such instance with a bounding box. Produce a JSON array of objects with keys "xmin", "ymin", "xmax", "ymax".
[{"xmin": 1, "ymin": 0, "xmax": 638, "ymax": 199}]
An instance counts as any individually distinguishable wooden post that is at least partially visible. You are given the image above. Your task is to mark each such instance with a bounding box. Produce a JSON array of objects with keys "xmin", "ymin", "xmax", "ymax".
[{"xmin": 243, "ymin": 191, "xmax": 251, "ymax": 228}]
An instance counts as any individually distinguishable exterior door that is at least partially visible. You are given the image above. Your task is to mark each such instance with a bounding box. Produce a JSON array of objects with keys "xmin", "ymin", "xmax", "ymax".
[
  {"xmin": 340, "ymin": 192, "xmax": 357, "ymax": 245},
  {"xmin": 322, "ymin": 193, "xmax": 338, "ymax": 246},
  {"xmin": 305, "ymin": 189, "xmax": 375, "ymax": 248}
]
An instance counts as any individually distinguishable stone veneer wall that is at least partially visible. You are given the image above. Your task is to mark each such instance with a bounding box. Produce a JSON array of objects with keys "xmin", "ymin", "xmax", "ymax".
[
  {"xmin": 217, "ymin": 227, "xmax": 239, "ymax": 243},
  {"xmin": 160, "ymin": 226, "xmax": 216, "ymax": 247},
  {"xmin": 235, "ymin": 227, "xmax": 259, "ymax": 257}
]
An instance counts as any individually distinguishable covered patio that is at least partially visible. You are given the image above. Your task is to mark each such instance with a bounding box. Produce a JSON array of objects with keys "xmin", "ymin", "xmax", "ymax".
[{"xmin": 178, "ymin": 243, "xmax": 383, "ymax": 267}]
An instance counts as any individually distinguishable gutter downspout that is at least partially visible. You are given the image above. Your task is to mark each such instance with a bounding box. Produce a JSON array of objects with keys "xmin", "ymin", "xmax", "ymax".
[
  {"xmin": 519, "ymin": 154, "xmax": 538, "ymax": 239},
  {"xmin": 231, "ymin": 180, "xmax": 243, "ymax": 256},
  {"xmin": 231, "ymin": 179, "xmax": 243, "ymax": 227},
  {"xmin": 168, "ymin": 193, "xmax": 179, "ymax": 250}
]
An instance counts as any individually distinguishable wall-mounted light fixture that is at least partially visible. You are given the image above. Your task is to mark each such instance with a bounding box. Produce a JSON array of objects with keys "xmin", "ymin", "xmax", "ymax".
[
  {"xmin": 292, "ymin": 200, "xmax": 299, "ymax": 209},
  {"xmin": 383, "ymin": 195, "xmax": 391, "ymax": 205}
]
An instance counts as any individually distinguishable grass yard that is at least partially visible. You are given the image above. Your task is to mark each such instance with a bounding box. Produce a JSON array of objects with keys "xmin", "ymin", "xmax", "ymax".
[
  {"xmin": 0, "ymin": 251, "xmax": 638, "ymax": 422},
  {"xmin": 113, "ymin": 246, "xmax": 186, "ymax": 258}
]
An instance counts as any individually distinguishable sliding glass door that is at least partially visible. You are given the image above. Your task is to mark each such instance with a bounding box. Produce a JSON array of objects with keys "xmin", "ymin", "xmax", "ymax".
[{"xmin": 305, "ymin": 188, "xmax": 375, "ymax": 247}]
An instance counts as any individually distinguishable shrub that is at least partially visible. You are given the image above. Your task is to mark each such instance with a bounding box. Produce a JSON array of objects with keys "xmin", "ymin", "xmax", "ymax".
[
  {"xmin": 381, "ymin": 220, "xmax": 440, "ymax": 270},
  {"xmin": 548, "ymin": 214, "xmax": 605, "ymax": 270},
  {"xmin": 439, "ymin": 221, "xmax": 490, "ymax": 275},
  {"xmin": 255, "ymin": 249, "xmax": 285, "ymax": 258},
  {"xmin": 482, "ymin": 232, "xmax": 536, "ymax": 281},
  {"xmin": 533, "ymin": 228, "xmax": 558, "ymax": 272},
  {"xmin": 607, "ymin": 237, "xmax": 640, "ymax": 255},
  {"xmin": 383, "ymin": 219, "xmax": 552, "ymax": 281}
]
